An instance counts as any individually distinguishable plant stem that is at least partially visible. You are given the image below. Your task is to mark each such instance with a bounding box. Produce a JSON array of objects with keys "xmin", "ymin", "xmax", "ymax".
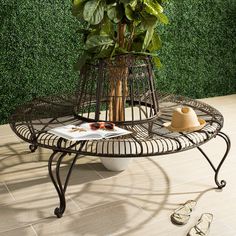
[{"xmin": 118, "ymin": 22, "xmax": 126, "ymax": 48}]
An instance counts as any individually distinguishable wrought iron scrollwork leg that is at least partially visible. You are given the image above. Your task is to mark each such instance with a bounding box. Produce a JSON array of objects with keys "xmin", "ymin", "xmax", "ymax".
[
  {"xmin": 204, "ymin": 131, "xmax": 230, "ymax": 189},
  {"xmin": 182, "ymin": 131, "xmax": 231, "ymax": 189},
  {"xmin": 48, "ymin": 141, "xmax": 86, "ymax": 218}
]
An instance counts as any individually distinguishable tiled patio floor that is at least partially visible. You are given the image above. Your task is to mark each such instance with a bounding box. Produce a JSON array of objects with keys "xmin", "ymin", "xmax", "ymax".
[{"xmin": 0, "ymin": 95, "xmax": 236, "ymax": 236}]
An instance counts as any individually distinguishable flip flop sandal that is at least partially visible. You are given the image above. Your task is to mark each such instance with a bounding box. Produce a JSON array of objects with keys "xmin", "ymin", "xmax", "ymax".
[
  {"xmin": 187, "ymin": 213, "xmax": 213, "ymax": 236},
  {"xmin": 171, "ymin": 200, "xmax": 197, "ymax": 225}
]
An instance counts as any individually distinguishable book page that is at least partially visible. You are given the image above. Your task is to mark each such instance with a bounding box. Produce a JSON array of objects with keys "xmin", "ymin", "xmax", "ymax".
[
  {"xmin": 48, "ymin": 123, "xmax": 132, "ymax": 141},
  {"xmin": 48, "ymin": 125, "xmax": 102, "ymax": 141}
]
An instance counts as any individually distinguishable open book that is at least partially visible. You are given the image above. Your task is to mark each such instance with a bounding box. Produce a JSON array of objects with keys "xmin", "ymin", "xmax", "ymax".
[{"xmin": 48, "ymin": 123, "xmax": 132, "ymax": 141}]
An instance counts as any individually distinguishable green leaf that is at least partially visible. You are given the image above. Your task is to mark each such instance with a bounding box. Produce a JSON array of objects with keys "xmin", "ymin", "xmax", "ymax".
[
  {"xmin": 115, "ymin": 47, "xmax": 129, "ymax": 54},
  {"xmin": 158, "ymin": 13, "xmax": 169, "ymax": 24},
  {"xmin": 74, "ymin": 53, "xmax": 91, "ymax": 71},
  {"xmin": 125, "ymin": 5, "xmax": 133, "ymax": 21},
  {"xmin": 100, "ymin": 15, "xmax": 114, "ymax": 36},
  {"xmin": 153, "ymin": 56, "xmax": 162, "ymax": 68},
  {"xmin": 131, "ymin": 32, "xmax": 145, "ymax": 51},
  {"xmin": 86, "ymin": 35, "xmax": 114, "ymax": 49},
  {"xmin": 107, "ymin": 4, "xmax": 123, "ymax": 23},
  {"xmin": 144, "ymin": 0, "xmax": 163, "ymax": 18},
  {"xmin": 152, "ymin": 32, "xmax": 162, "ymax": 50},
  {"xmin": 140, "ymin": 12, "xmax": 158, "ymax": 30},
  {"xmin": 142, "ymin": 26, "xmax": 154, "ymax": 51},
  {"xmin": 148, "ymin": 31, "xmax": 162, "ymax": 51},
  {"xmin": 153, "ymin": 1, "xmax": 164, "ymax": 13},
  {"xmin": 72, "ymin": 0, "xmax": 86, "ymax": 17},
  {"xmin": 129, "ymin": 0, "xmax": 138, "ymax": 10},
  {"xmin": 110, "ymin": 42, "xmax": 119, "ymax": 58},
  {"xmin": 95, "ymin": 45, "xmax": 114, "ymax": 58},
  {"xmin": 119, "ymin": 0, "xmax": 133, "ymax": 3},
  {"xmin": 83, "ymin": 0, "xmax": 105, "ymax": 25}
]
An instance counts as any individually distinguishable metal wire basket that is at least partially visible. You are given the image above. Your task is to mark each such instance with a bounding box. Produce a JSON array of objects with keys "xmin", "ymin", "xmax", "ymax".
[{"xmin": 74, "ymin": 54, "xmax": 159, "ymax": 125}]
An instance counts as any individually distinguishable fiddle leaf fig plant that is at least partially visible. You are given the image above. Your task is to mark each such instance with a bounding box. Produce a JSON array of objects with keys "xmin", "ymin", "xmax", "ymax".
[{"xmin": 72, "ymin": 0, "xmax": 168, "ymax": 70}]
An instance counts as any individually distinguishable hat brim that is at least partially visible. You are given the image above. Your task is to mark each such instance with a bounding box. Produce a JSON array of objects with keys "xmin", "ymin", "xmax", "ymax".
[{"xmin": 163, "ymin": 118, "xmax": 206, "ymax": 132}]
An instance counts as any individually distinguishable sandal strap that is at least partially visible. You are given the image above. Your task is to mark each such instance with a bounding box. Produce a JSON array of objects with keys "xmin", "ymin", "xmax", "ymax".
[
  {"xmin": 194, "ymin": 225, "xmax": 206, "ymax": 236},
  {"xmin": 174, "ymin": 204, "xmax": 193, "ymax": 215},
  {"xmin": 173, "ymin": 212, "xmax": 190, "ymax": 219}
]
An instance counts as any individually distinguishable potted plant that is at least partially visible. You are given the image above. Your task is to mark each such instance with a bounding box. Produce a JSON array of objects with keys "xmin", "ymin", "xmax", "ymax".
[{"xmin": 72, "ymin": 0, "xmax": 168, "ymax": 171}]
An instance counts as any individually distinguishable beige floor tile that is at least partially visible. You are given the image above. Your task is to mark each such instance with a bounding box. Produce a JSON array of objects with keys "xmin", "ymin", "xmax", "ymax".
[
  {"xmin": 0, "ymin": 136, "xmax": 24, "ymax": 146},
  {"xmin": 0, "ymin": 226, "xmax": 37, "ymax": 236},
  {"xmin": 122, "ymin": 217, "xmax": 236, "ymax": 236},
  {"xmin": 0, "ymin": 146, "xmax": 102, "ymax": 183},
  {"xmin": 126, "ymin": 218, "xmax": 236, "ymax": 236},
  {"xmin": 193, "ymin": 193, "xmax": 236, "ymax": 231},
  {"xmin": 33, "ymin": 200, "xmax": 152, "ymax": 236},
  {"xmin": 0, "ymin": 125, "xmax": 15, "ymax": 137},
  {"xmin": 0, "ymin": 196, "xmax": 78, "ymax": 232},
  {"xmin": 0, "ymin": 160, "xmax": 49, "ymax": 182},
  {"xmin": 0, "ymin": 141, "xmax": 35, "ymax": 162},
  {"xmin": 153, "ymin": 178, "xmax": 236, "ymax": 233},
  {"xmin": 69, "ymin": 158, "xmax": 171, "ymax": 210},
  {"xmin": 0, "ymin": 164, "xmax": 102, "ymax": 232},
  {"xmin": 199, "ymin": 94, "xmax": 236, "ymax": 107},
  {"xmin": 69, "ymin": 141, "xmax": 234, "ymax": 211},
  {"xmin": 32, "ymin": 197, "xmax": 236, "ymax": 236},
  {"xmin": 0, "ymin": 182, "xmax": 15, "ymax": 205},
  {"xmin": 87, "ymin": 157, "xmax": 152, "ymax": 178},
  {"xmin": 69, "ymin": 176, "xmax": 169, "ymax": 212},
  {"xmin": 5, "ymin": 163, "xmax": 102, "ymax": 202}
]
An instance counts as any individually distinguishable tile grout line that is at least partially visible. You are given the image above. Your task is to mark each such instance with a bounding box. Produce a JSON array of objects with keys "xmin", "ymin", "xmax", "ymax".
[
  {"xmin": 86, "ymin": 163, "xmax": 106, "ymax": 179},
  {"xmin": 68, "ymin": 197, "xmax": 125, "ymax": 215},
  {"xmin": 0, "ymin": 223, "xmax": 38, "ymax": 234},
  {"xmin": 3, "ymin": 182, "xmax": 16, "ymax": 201},
  {"xmin": 30, "ymin": 225, "xmax": 38, "ymax": 236},
  {"xmin": 69, "ymin": 199, "xmax": 124, "ymax": 218},
  {"xmin": 67, "ymin": 195, "xmax": 82, "ymax": 210}
]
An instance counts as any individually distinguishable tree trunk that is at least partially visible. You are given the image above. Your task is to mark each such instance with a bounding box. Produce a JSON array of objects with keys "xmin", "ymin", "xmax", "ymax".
[
  {"xmin": 108, "ymin": 61, "xmax": 128, "ymax": 122},
  {"xmin": 108, "ymin": 23, "xmax": 128, "ymax": 122}
]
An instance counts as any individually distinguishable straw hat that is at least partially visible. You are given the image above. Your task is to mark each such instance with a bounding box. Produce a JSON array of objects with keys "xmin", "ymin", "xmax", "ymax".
[{"xmin": 163, "ymin": 107, "xmax": 206, "ymax": 132}]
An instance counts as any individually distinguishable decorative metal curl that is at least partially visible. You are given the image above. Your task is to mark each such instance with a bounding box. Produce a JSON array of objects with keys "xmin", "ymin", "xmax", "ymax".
[
  {"xmin": 29, "ymin": 143, "xmax": 38, "ymax": 152},
  {"xmin": 182, "ymin": 131, "xmax": 230, "ymax": 189},
  {"xmin": 48, "ymin": 140, "xmax": 86, "ymax": 218}
]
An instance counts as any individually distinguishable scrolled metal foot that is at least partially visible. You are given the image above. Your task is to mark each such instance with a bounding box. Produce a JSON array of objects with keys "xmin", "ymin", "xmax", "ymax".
[
  {"xmin": 216, "ymin": 180, "xmax": 226, "ymax": 189},
  {"xmin": 54, "ymin": 207, "xmax": 63, "ymax": 218}
]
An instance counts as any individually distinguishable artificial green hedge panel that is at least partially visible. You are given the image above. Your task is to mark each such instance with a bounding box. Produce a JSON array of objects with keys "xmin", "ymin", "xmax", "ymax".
[
  {"xmin": 156, "ymin": 0, "xmax": 236, "ymax": 97},
  {"xmin": 0, "ymin": 0, "xmax": 236, "ymax": 124},
  {"xmin": 0, "ymin": 0, "xmax": 82, "ymax": 124}
]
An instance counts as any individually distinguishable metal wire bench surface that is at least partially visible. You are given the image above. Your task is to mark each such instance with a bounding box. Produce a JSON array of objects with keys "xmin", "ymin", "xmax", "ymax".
[{"xmin": 10, "ymin": 93, "xmax": 223, "ymax": 157}]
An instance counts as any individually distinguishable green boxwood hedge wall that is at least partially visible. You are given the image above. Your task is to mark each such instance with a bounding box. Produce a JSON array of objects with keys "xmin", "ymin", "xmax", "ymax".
[
  {"xmin": 0, "ymin": 0, "xmax": 236, "ymax": 124},
  {"xmin": 157, "ymin": 0, "xmax": 236, "ymax": 97}
]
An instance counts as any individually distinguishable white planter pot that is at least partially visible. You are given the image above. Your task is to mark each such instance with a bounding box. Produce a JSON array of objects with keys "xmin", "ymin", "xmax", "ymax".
[
  {"xmin": 97, "ymin": 141, "xmax": 138, "ymax": 171},
  {"xmin": 99, "ymin": 157, "xmax": 132, "ymax": 172}
]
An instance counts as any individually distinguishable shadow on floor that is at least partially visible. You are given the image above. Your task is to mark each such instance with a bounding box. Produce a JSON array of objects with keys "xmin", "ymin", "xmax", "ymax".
[{"xmin": 0, "ymin": 141, "xmax": 219, "ymax": 235}]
